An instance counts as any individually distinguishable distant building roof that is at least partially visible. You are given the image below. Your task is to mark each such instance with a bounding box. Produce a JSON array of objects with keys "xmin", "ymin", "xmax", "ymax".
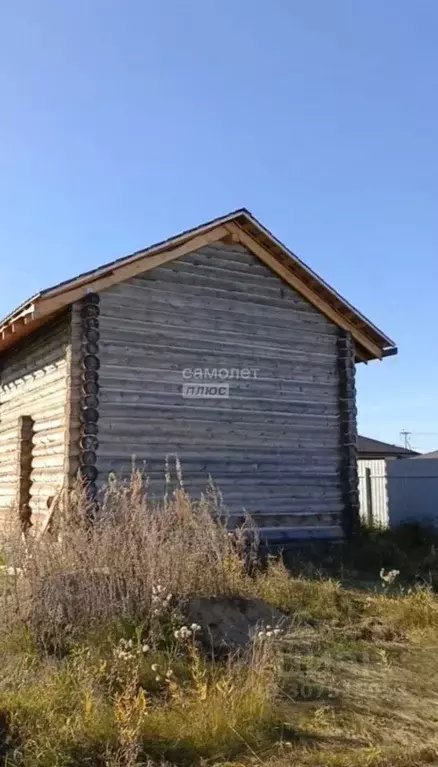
[
  {"xmin": 357, "ymin": 435, "xmax": 419, "ymax": 457},
  {"xmin": 412, "ymin": 450, "xmax": 438, "ymax": 459}
]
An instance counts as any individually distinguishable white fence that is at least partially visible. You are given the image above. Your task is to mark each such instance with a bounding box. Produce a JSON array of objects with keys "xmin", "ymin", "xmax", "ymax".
[
  {"xmin": 358, "ymin": 459, "xmax": 389, "ymax": 527},
  {"xmin": 358, "ymin": 457, "xmax": 438, "ymax": 528}
]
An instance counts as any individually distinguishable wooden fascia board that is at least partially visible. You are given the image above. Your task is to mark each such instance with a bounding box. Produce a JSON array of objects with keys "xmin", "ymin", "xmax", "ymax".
[
  {"xmin": 226, "ymin": 222, "xmax": 382, "ymax": 361},
  {"xmin": 34, "ymin": 224, "xmax": 230, "ymax": 320},
  {"xmin": 40, "ymin": 217, "xmax": 243, "ymax": 302}
]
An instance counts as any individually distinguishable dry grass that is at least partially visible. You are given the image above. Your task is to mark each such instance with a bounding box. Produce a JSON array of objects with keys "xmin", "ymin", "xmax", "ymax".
[
  {"xmin": 275, "ymin": 623, "xmax": 438, "ymax": 767},
  {"xmin": 255, "ymin": 558, "xmax": 364, "ymax": 623},
  {"xmin": 0, "ymin": 474, "xmax": 437, "ymax": 766},
  {"xmin": 1, "ymin": 472, "xmax": 255, "ymax": 648}
]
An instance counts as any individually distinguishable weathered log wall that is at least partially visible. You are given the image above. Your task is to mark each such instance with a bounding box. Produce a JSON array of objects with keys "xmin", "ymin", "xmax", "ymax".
[
  {"xmin": 0, "ymin": 312, "xmax": 70, "ymax": 531},
  {"xmin": 96, "ymin": 242, "xmax": 348, "ymax": 539},
  {"xmin": 0, "ymin": 242, "xmax": 360, "ymax": 540}
]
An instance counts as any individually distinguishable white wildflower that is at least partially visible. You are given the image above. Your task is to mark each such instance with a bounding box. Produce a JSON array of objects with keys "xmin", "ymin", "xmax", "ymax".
[
  {"xmin": 151, "ymin": 663, "xmax": 159, "ymax": 672},
  {"xmin": 142, "ymin": 644, "xmax": 150, "ymax": 654},
  {"xmin": 174, "ymin": 625, "xmax": 192, "ymax": 641},
  {"xmin": 380, "ymin": 568, "xmax": 400, "ymax": 585}
]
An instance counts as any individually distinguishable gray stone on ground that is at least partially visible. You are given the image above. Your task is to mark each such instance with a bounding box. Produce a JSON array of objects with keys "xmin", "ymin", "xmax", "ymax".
[{"xmin": 186, "ymin": 596, "xmax": 287, "ymax": 652}]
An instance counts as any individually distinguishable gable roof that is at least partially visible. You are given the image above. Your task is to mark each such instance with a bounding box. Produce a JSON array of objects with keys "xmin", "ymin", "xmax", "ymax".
[
  {"xmin": 357, "ymin": 435, "xmax": 419, "ymax": 457},
  {"xmin": 0, "ymin": 208, "xmax": 396, "ymax": 361}
]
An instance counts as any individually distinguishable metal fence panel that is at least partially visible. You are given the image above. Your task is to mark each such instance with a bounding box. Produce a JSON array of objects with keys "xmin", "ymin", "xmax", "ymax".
[{"xmin": 386, "ymin": 458, "xmax": 438, "ymax": 527}]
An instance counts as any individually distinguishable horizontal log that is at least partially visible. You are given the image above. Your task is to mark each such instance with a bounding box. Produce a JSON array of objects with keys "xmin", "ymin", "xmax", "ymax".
[
  {"xmin": 99, "ymin": 382, "xmax": 338, "ymax": 407},
  {"xmin": 102, "ymin": 270, "xmax": 327, "ymax": 316},
  {"xmin": 98, "ymin": 341, "xmax": 336, "ymax": 371},
  {"xmin": 0, "ymin": 443, "xmax": 19, "ymax": 459},
  {"xmin": 29, "ymin": 482, "xmax": 63, "ymax": 497},
  {"xmin": 96, "ymin": 468, "xmax": 341, "ymax": 492},
  {"xmin": 31, "ymin": 453, "xmax": 65, "ymax": 469},
  {"xmin": 99, "ymin": 337, "xmax": 337, "ymax": 369},
  {"xmin": 0, "ymin": 489, "xmax": 16, "ymax": 500},
  {"xmin": 0, "ymin": 403, "xmax": 67, "ymax": 428},
  {"xmin": 96, "ymin": 433, "xmax": 340, "ymax": 452},
  {"xmin": 254, "ymin": 526, "xmax": 343, "ymax": 540},
  {"xmin": 94, "ymin": 449, "xmax": 340, "ymax": 465},
  {"xmin": 101, "ymin": 300, "xmax": 333, "ymax": 342},
  {"xmin": 164, "ymin": 249, "xmax": 293, "ymax": 280},
  {"xmin": 95, "ymin": 421, "xmax": 341, "ymax": 438},
  {"xmin": 226, "ymin": 503, "xmax": 345, "ymax": 516},
  {"xmin": 99, "ymin": 310, "xmax": 337, "ymax": 350},
  {"xmin": 97, "ymin": 359, "xmax": 338, "ymax": 383},
  {"xmin": 98, "ymin": 403, "xmax": 339, "ymax": 424},
  {"xmin": 1, "ymin": 348, "xmax": 68, "ymax": 386},
  {"xmin": 1, "ymin": 377, "xmax": 66, "ymax": 401},
  {"xmin": 33, "ymin": 431, "xmax": 65, "ymax": 447},
  {"xmin": 0, "ymin": 368, "xmax": 67, "ymax": 401},
  {"xmin": 30, "ymin": 473, "xmax": 65, "ymax": 489},
  {"xmin": 95, "ymin": 434, "xmax": 338, "ymax": 452},
  {"xmin": 99, "ymin": 284, "xmax": 333, "ymax": 328},
  {"xmin": 142, "ymin": 497, "xmax": 342, "ymax": 516},
  {"xmin": 133, "ymin": 265, "xmax": 335, "ymax": 315},
  {"xmin": 32, "ymin": 417, "xmax": 64, "ymax": 433},
  {"xmin": 97, "ymin": 390, "xmax": 338, "ymax": 416},
  {"xmin": 180, "ymin": 243, "xmax": 276, "ymax": 270},
  {"xmin": 98, "ymin": 326, "xmax": 337, "ymax": 361},
  {"xmin": 0, "ymin": 403, "xmax": 66, "ymax": 427}
]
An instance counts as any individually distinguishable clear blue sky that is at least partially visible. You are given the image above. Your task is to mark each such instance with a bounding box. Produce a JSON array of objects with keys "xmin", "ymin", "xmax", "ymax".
[{"xmin": 1, "ymin": 1, "xmax": 437, "ymax": 451}]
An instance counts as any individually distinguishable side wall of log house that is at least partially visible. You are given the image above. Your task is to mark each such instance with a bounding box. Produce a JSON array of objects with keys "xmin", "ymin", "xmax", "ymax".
[
  {"xmin": 95, "ymin": 242, "xmax": 354, "ymax": 540},
  {"xmin": 0, "ymin": 312, "xmax": 70, "ymax": 532}
]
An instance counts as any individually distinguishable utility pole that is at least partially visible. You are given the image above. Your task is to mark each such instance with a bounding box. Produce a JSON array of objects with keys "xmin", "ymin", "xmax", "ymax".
[{"xmin": 400, "ymin": 430, "xmax": 412, "ymax": 450}]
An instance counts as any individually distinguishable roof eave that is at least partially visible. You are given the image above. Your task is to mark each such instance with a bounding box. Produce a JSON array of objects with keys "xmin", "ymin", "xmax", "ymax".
[{"xmin": 233, "ymin": 211, "xmax": 396, "ymax": 356}]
